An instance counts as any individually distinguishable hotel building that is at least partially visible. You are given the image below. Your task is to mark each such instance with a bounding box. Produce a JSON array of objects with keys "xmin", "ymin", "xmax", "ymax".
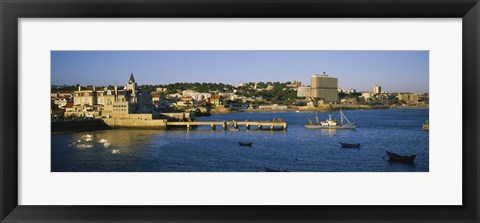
[{"xmin": 309, "ymin": 73, "xmax": 339, "ymax": 102}]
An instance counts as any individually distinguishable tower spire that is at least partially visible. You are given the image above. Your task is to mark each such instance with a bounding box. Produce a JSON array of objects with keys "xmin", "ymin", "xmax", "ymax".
[{"xmin": 129, "ymin": 72, "xmax": 135, "ymax": 83}]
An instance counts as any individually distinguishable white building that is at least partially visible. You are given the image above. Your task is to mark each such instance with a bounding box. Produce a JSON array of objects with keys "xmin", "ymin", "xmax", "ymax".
[
  {"xmin": 372, "ymin": 85, "xmax": 381, "ymax": 95},
  {"xmin": 297, "ymin": 86, "xmax": 311, "ymax": 98}
]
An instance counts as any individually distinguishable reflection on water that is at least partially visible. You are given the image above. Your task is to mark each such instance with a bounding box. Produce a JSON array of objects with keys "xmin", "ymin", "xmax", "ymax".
[
  {"xmin": 313, "ymin": 129, "xmax": 338, "ymax": 138},
  {"xmin": 52, "ymin": 109, "xmax": 429, "ymax": 172}
]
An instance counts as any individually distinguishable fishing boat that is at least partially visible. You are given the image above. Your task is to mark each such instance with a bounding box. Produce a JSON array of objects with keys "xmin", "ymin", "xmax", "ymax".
[
  {"xmin": 238, "ymin": 142, "xmax": 253, "ymax": 146},
  {"xmin": 422, "ymin": 120, "xmax": 429, "ymax": 131},
  {"xmin": 339, "ymin": 142, "xmax": 361, "ymax": 148},
  {"xmin": 305, "ymin": 109, "xmax": 356, "ymax": 129},
  {"xmin": 385, "ymin": 151, "xmax": 416, "ymax": 164},
  {"xmin": 264, "ymin": 167, "xmax": 288, "ymax": 172}
]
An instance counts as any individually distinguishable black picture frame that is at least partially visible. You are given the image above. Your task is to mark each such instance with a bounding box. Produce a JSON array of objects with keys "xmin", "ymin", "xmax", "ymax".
[{"xmin": 1, "ymin": 0, "xmax": 479, "ymax": 222}]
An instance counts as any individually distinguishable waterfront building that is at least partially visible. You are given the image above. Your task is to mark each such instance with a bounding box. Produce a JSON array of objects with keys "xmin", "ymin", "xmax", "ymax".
[
  {"xmin": 96, "ymin": 86, "xmax": 125, "ymax": 107},
  {"xmin": 258, "ymin": 104, "xmax": 288, "ymax": 110},
  {"xmin": 218, "ymin": 92, "xmax": 237, "ymax": 101},
  {"xmin": 347, "ymin": 88, "xmax": 357, "ymax": 94},
  {"xmin": 176, "ymin": 96, "xmax": 195, "ymax": 107},
  {"xmin": 51, "ymin": 90, "xmax": 73, "ymax": 98},
  {"xmin": 182, "ymin": 90, "xmax": 211, "ymax": 101},
  {"xmin": 52, "ymin": 95, "xmax": 70, "ymax": 108},
  {"xmin": 73, "ymin": 86, "xmax": 97, "ymax": 106},
  {"xmin": 65, "ymin": 102, "xmax": 75, "ymax": 112},
  {"xmin": 372, "ymin": 85, "xmax": 381, "ymax": 95},
  {"xmin": 138, "ymin": 89, "xmax": 153, "ymax": 113},
  {"xmin": 69, "ymin": 73, "xmax": 151, "ymax": 118},
  {"xmin": 151, "ymin": 91, "xmax": 162, "ymax": 103},
  {"xmin": 209, "ymin": 94, "xmax": 224, "ymax": 106},
  {"xmin": 362, "ymin": 92, "xmax": 373, "ymax": 100},
  {"xmin": 297, "ymin": 86, "xmax": 311, "ymax": 98},
  {"xmin": 101, "ymin": 86, "xmax": 134, "ymax": 117},
  {"xmin": 126, "ymin": 72, "xmax": 138, "ymax": 103},
  {"xmin": 229, "ymin": 103, "xmax": 249, "ymax": 109},
  {"xmin": 397, "ymin": 93, "xmax": 420, "ymax": 105},
  {"xmin": 51, "ymin": 100, "xmax": 65, "ymax": 119},
  {"xmin": 309, "ymin": 73, "xmax": 339, "ymax": 102}
]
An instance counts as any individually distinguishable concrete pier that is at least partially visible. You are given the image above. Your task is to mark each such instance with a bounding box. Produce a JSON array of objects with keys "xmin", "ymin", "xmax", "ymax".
[{"xmin": 166, "ymin": 120, "xmax": 287, "ymax": 130}]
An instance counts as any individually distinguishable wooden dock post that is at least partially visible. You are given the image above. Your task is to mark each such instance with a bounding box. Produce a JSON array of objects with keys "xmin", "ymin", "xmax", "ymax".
[
  {"xmin": 270, "ymin": 124, "xmax": 274, "ymax": 130},
  {"xmin": 233, "ymin": 121, "xmax": 238, "ymax": 129},
  {"xmin": 211, "ymin": 123, "xmax": 216, "ymax": 130},
  {"xmin": 246, "ymin": 124, "xmax": 250, "ymax": 130},
  {"xmin": 222, "ymin": 122, "xmax": 227, "ymax": 130},
  {"xmin": 257, "ymin": 124, "xmax": 262, "ymax": 130}
]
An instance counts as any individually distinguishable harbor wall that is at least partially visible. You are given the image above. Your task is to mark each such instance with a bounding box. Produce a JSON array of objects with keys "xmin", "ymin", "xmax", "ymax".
[
  {"xmin": 159, "ymin": 112, "xmax": 194, "ymax": 121},
  {"xmin": 102, "ymin": 118, "xmax": 167, "ymax": 130},
  {"xmin": 110, "ymin": 113, "xmax": 159, "ymax": 120},
  {"xmin": 52, "ymin": 112, "xmax": 190, "ymax": 134},
  {"xmin": 64, "ymin": 111, "xmax": 101, "ymax": 118},
  {"xmin": 51, "ymin": 119, "xmax": 111, "ymax": 134},
  {"xmin": 210, "ymin": 106, "xmax": 232, "ymax": 114}
]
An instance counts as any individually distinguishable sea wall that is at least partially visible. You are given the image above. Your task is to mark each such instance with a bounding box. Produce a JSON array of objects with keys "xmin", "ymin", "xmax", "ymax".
[
  {"xmin": 110, "ymin": 114, "xmax": 157, "ymax": 120},
  {"xmin": 64, "ymin": 111, "xmax": 101, "ymax": 118},
  {"xmin": 159, "ymin": 112, "xmax": 194, "ymax": 121},
  {"xmin": 51, "ymin": 119, "xmax": 111, "ymax": 134},
  {"xmin": 210, "ymin": 107, "xmax": 232, "ymax": 114},
  {"xmin": 102, "ymin": 118, "xmax": 167, "ymax": 130}
]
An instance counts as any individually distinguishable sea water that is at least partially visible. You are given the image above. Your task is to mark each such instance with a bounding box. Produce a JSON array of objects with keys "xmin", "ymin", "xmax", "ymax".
[{"xmin": 51, "ymin": 108, "xmax": 429, "ymax": 172}]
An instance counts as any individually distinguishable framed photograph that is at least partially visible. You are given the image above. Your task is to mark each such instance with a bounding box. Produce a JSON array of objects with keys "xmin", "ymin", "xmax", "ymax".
[{"xmin": 1, "ymin": 0, "xmax": 479, "ymax": 222}]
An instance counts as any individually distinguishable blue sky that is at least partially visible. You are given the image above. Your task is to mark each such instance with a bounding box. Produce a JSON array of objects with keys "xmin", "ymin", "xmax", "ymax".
[{"xmin": 51, "ymin": 51, "xmax": 429, "ymax": 93}]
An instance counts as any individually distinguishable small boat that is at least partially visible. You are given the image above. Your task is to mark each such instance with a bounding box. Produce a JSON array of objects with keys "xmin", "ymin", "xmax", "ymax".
[
  {"xmin": 238, "ymin": 142, "xmax": 253, "ymax": 146},
  {"xmin": 229, "ymin": 128, "xmax": 239, "ymax": 132},
  {"xmin": 385, "ymin": 151, "xmax": 416, "ymax": 164},
  {"xmin": 339, "ymin": 142, "xmax": 361, "ymax": 148},
  {"xmin": 422, "ymin": 120, "xmax": 429, "ymax": 131},
  {"xmin": 264, "ymin": 167, "xmax": 288, "ymax": 172},
  {"xmin": 305, "ymin": 109, "xmax": 356, "ymax": 129}
]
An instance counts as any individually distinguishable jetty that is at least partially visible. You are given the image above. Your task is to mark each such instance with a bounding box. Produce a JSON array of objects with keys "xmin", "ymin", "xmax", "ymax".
[{"xmin": 166, "ymin": 120, "xmax": 287, "ymax": 130}]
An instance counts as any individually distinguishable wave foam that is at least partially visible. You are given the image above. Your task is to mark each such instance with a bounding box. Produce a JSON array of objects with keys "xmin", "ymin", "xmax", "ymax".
[{"xmin": 76, "ymin": 144, "xmax": 93, "ymax": 149}]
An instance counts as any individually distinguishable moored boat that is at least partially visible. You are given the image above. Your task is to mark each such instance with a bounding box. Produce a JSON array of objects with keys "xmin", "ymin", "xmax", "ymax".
[
  {"xmin": 239, "ymin": 142, "xmax": 253, "ymax": 146},
  {"xmin": 305, "ymin": 109, "xmax": 356, "ymax": 129},
  {"xmin": 385, "ymin": 151, "xmax": 416, "ymax": 164},
  {"xmin": 339, "ymin": 142, "xmax": 361, "ymax": 148},
  {"xmin": 264, "ymin": 167, "xmax": 288, "ymax": 172},
  {"xmin": 422, "ymin": 120, "xmax": 429, "ymax": 131}
]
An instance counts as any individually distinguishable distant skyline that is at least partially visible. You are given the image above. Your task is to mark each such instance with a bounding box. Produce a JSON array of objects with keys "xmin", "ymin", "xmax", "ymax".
[{"xmin": 51, "ymin": 50, "xmax": 429, "ymax": 93}]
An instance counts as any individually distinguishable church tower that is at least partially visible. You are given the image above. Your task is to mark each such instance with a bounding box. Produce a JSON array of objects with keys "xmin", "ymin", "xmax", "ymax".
[{"xmin": 126, "ymin": 72, "xmax": 137, "ymax": 103}]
